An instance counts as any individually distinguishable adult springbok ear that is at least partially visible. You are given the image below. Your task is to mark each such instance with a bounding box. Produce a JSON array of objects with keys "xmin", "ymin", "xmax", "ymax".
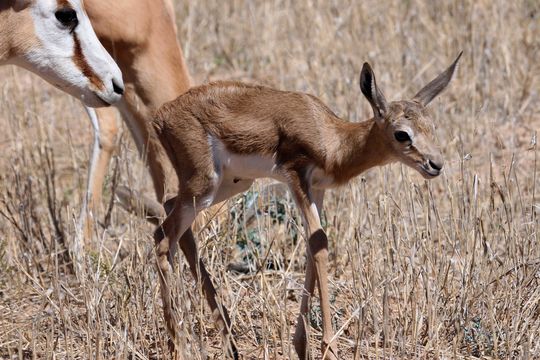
[
  {"xmin": 360, "ymin": 62, "xmax": 388, "ymax": 120},
  {"xmin": 413, "ymin": 51, "xmax": 463, "ymax": 106}
]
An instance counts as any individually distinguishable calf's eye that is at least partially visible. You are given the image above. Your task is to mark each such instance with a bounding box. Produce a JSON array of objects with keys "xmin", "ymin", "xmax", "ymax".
[{"xmin": 394, "ymin": 131, "xmax": 411, "ymax": 143}]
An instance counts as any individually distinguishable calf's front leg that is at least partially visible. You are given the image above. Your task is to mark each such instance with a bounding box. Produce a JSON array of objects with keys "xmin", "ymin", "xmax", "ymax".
[{"xmin": 289, "ymin": 184, "xmax": 337, "ymax": 360}]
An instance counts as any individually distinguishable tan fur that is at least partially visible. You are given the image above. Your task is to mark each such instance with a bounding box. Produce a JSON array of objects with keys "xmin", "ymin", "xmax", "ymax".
[
  {"xmin": 151, "ymin": 55, "xmax": 460, "ymax": 359},
  {"xmin": 0, "ymin": 2, "xmax": 38, "ymax": 63},
  {"xmin": 85, "ymin": 0, "xmax": 190, "ymax": 197},
  {"xmin": 80, "ymin": 0, "xmax": 192, "ymax": 236},
  {"xmin": 85, "ymin": 0, "xmax": 190, "ymax": 109}
]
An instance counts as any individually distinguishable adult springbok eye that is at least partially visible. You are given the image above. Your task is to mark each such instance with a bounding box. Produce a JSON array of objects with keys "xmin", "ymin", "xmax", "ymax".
[
  {"xmin": 55, "ymin": 8, "xmax": 78, "ymax": 28},
  {"xmin": 394, "ymin": 131, "xmax": 411, "ymax": 143}
]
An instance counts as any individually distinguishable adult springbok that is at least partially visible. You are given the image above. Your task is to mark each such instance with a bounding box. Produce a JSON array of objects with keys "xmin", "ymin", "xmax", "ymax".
[
  {"xmin": 78, "ymin": 0, "xmax": 190, "ymax": 236},
  {"xmin": 1, "ymin": 0, "xmax": 188, "ymax": 235},
  {"xmin": 0, "ymin": 0, "xmax": 124, "ymax": 107},
  {"xmin": 152, "ymin": 53, "xmax": 462, "ymax": 359}
]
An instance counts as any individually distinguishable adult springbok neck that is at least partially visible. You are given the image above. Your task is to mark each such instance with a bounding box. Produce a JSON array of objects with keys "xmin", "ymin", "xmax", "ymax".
[
  {"xmin": 152, "ymin": 53, "xmax": 462, "ymax": 359},
  {"xmin": 0, "ymin": 0, "xmax": 124, "ymax": 107},
  {"xmin": 76, "ymin": 0, "xmax": 191, "ymax": 240}
]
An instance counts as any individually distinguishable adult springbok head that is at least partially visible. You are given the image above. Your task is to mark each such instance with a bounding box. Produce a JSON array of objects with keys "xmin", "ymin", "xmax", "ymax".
[
  {"xmin": 360, "ymin": 52, "xmax": 462, "ymax": 179},
  {"xmin": 0, "ymin": 0, "xmax": 124, "ymax": 107}
]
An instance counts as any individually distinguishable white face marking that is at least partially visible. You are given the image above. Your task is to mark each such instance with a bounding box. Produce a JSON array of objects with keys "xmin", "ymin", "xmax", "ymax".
[{"xmin": 15, "ymin": 0, "xmax": 123, "ymax": 107}]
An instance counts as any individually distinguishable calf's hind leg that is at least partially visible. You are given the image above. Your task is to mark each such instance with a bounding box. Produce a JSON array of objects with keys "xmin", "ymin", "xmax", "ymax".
[
  {"xmin": 153, "ymin": 202, "xmax": 196, "ymax": 355},
  {"xmin": 178, "ymin": 227, "xmax": 238, "ymax": 358},
  {"xmin": 154, "ymin": 195, "xmax": 238, "ymax": 359}
]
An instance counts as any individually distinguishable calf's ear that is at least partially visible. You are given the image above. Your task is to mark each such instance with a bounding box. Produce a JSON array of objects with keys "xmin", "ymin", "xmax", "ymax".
[
  {"xmin": 360, "ymin": 62, "xmax": 388, "ymax": 121},
  {"xmin": 413, "ymin": 51, "xmax": 462, "ymax": 106}
]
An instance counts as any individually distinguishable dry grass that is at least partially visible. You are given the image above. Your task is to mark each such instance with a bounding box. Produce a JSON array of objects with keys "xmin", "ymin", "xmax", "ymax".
[{"xmin": 1, "ymin": 0, "xmax": 539, "ymax": 359}]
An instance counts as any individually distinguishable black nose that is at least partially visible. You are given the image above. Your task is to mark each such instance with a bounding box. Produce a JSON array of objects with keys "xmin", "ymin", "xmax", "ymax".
[
  {"xmin": 428, "ymin": 159, "xmax": 443, "ymax": 171},
  {"xmin": 112, "ymin": 80, "xmax": 124, "ymax": 95}
]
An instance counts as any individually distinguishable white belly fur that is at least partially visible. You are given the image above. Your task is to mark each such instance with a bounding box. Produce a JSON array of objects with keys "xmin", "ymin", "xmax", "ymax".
[
  {"xmin": 210, "ymin": 136, "xmax": 285, "ymax": 182},
  {"xmin": 209, "ymin": 136, "xmax": 335, "ymax": 188}
]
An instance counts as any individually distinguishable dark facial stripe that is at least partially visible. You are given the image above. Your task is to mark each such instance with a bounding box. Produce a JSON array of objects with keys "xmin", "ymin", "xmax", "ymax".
[
  {"xmin": 56, "ymin": 0, "xmax": 72, "ymax": 8},
  {"xmin": 72, "ymin": 33, "xmax": 105, "ymax": 91}
]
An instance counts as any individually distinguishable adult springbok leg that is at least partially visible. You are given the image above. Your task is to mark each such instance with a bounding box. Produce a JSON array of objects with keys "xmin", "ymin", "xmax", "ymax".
[
  {"xmin": 289, "ymin": 178, "xmax": 337, "ymax": 360},
  {"xmin": 78, "ymin": 94, "xmax": 177, "ymax": 239},
  {"xmin": 78, "ymin": 106, "xmax": 120, "ymax": 239}
]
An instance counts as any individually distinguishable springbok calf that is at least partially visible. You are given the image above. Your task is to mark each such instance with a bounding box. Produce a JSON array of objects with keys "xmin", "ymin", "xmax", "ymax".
[
  {"xmin": 152, "ymin": 52, "xmax": 462, "ymax": 359},
  {"xmin": 0, "ymin": 0, "xmax": 124, "ymax": 107}
]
